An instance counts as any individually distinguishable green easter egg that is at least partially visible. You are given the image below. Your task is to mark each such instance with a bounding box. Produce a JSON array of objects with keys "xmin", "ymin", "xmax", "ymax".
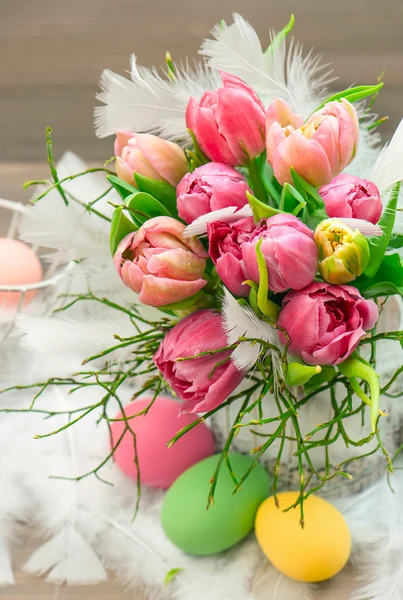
[{"xmin": 161, "ymin": 453, "xmax": 270, "ymax": 555}]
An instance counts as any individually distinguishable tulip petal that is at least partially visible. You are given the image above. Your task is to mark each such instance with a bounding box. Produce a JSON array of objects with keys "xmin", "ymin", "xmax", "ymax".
[
  {"xmin": 217, "ymin": 88, "xmax": 265, "ymax": 164},
  {"xmin": 147, "ymin": 249, "xmax": 206, "ymax": 281},
  {"xmin": 181, "ymin": 361, "xmax": 243, "ymax": 413},
  {"xmin": 266, "ymin": 98, "xmax": 303, "ymax": 130},
  {"xmin": 197, "ymin": 103, "xmax": 240, "ymax": 166},
  {"xmin": 134, "ymin": 133, "xmax": 188, "ymax": 187},
  {"xmin": 272, "ymin": 131, "xmax": 332, "ymax": 186},
  {"xmin": 116, "ymin": 157, "xmax": 136, "ymax": 186},
  {"xmin": 139, "ymin": 276, "xmax": 206, "ymax": 307},
  {"xmin": 304, "ymin": 327, "xmax": 365, "ymax": 366},
  {"xmin": 141, "ymin": 216, "xmax": 207, "ymax": 257},
  {"xmin": 114, "ymin": 131, "xmax": 134, "ymax": 157},
  {"xmin": 120, "ymin": 261, "xmax": 144, "ymax": 293},
  {"xmin": 216, "ymin": 253, "xmax": 250, "ymax": 297}
]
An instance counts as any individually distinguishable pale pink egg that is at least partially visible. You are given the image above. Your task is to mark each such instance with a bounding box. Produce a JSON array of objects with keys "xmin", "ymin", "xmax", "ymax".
[
  {"xmin": 110, "ymin": 396, "xmax": 215, "ymax": 488},
  {"xmin": 0, "ymin": 239, "xmax": 43, "ymax": 308}
]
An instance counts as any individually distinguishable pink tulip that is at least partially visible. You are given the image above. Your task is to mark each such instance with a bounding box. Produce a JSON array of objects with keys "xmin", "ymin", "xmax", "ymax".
[
  {"xmin": 208, "ymin": 217, "xmax": 255, "ymax": 297},
  {"xmin": 115, "ymin": 132, "xmax": 188, "ymax": 187},
  {"xmin": 242, "ymin": 214, "xmax": 319, "ymax": 293},
  {"xmin": 113, "ymin": 216, "xmax": 207, "ymax": 307},
  {"xmin": 154, "ymin": 309, "xmax": 244, "ymax": 413},
  {"xmin": 319, "ymin": 174, "xmax": 383, "ymax": 224},
  {"xmin": 278, "ymin": 282, "xmax": 379, "ymax": 366},
  {"xmin": 186, "ymin": 72, "xmax": 266, "ymax": 167},
  {"xmin": 176, "ymin": 162, "xmax": 251, "ymax": 224},
  {"xmin": 266, "ymin": 98, "xmax": 359, "ymax": 186},
  {"xmin": 266, "ymin": 97, "xmax": 303, "ymax": 130}
]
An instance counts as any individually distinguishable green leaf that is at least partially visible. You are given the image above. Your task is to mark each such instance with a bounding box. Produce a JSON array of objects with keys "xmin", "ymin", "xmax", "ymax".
[
  {"xmin": 280, "ymin": 183, "xmax": 307, "ymax": 216},
  {"xmin": 125, "ymin": 191, "xmax": 171, "ymax": 227},
  {"xmin": 290, "ymin": 168, "xmax": 326, "ymax": 211},
  {"xmin": 357, "ymin": 253, "xmax": 403, "ymax": 298},
  {"xmin": 364, "ymin": 181, "xmax": 401, "ymax": 278},
  {"xmin": 110, "ymin": 206, "xmax": 138, "ymax": 256},
  {"xmin": 259, "ymin": 155, "xmax": 281, "ymax": 206},
  {"xmin": 246, "ymin": 191, "xmax": 284, "ymax": 221},
  {"xmin": 107, "ymin": 174, "xmax": 138, "ymax": 200},
  {"xmin": 134, "ymin": 173, "xmax": 179, "ymax": 218},
  {"xmin": 314, "ymin": 83, "xmax": 384, "ymax": 113},
  {"xmin": 389, "ymin": 233, "xmax": 403, "ymax": 249},
  {"xmin": 164, "ymin": 568, "xmax": 183, "ymax": 585}
]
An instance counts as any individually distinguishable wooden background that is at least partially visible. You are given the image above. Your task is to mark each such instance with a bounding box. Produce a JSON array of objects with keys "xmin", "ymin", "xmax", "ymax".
[
  {"xmin": 1, "ymin": 0, "xmax": 403, "ymax": 165},
  {"xmin": 1, "ymin": 0, "xmax": 403, "ymax": 597}
]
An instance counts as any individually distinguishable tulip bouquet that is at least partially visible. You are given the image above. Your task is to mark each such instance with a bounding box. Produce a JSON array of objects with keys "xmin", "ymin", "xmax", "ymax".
[{"xmin": 19, "ymin": 15, "xmax": 403, "ymax": 522}]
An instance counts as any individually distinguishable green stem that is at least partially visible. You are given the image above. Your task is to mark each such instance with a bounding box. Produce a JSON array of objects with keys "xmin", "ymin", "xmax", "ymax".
[{"xmin": 248, "ymin": 157, "xmax": 267, "ymax": 204}]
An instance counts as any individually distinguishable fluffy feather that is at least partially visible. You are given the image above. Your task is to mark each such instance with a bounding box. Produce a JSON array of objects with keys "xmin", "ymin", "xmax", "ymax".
[
  {"xmin": 19, "ymin": 152, "xmax": 113, "ymax": 262},
  {"xmin": 222, "ymin": 288, "xmax": 278, "ymax": 372},
  {"xmin": 252, "ymin": 564, "xmax": 317, "ymax": 600},
  {"xmin": 339, "ymin": 468, "xmax": 403, "ymax": 600},
  {"xmin": 23, "ymin": 529, "xmax": 107, "ymax": 585},
  {"xmin": 16, "ymin": 313, "xmax": 135, "ymax": 372},
  {"xmin": 199, "ymin": 14, "xmax": 282, "ymax": 103},
  {"xmin": 338, "ymin": 218, "xmax": 382, "ymax": 236},
  {"xmin": 184, "ymin": 204, "xmax": 253, "ymax": 238},
  {"xmin": 199, "ymin": 14, "xmax": 333, "ymax": 117},
  {"xmin": 371, "ymin": 119, "xmax": 403, "ymax": 194},
  {"xmin": 95, "ymin": 55, "xmax": 220, "ymax": 141}
]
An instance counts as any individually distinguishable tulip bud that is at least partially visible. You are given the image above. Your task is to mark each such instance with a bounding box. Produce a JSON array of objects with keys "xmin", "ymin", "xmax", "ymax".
[
  {"xmin": 115, "ymin": 132, "xmax": 188, "ymax": 187},
  {"xmin": 319, "ymin": 174, "xmax": 383, "ymax": 225},
  {"xmin": 177, "ymin": 162, "xmax": 251, "ymax": 224},
  {"xmin": 314, "ymin": 219, "xmax": 370, "ymax": 284},
  {"xmin": 266, "ymin": 98, "xmax": 359, "ymax": 186},
  {"xmin": 186, "ymin": 72, "xmax": 266, "ymax": 167},
  {"xmin": 242, "ymin": 214, "xmax": 319, "ymax": 293},
  {"xmin": 113, "ymin": 216, "xmax": 207, "ymax": 307}
]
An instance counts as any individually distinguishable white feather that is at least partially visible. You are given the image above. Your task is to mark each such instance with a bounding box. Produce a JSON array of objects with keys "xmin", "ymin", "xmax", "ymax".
[
  {"xmin": 371, "ymin": 119, "xmax": 403, "ymax": 195},
  {"xmin": 19, "ymin": 152, "xmax": 114, "ymax": 261},
  {"xmin": 199, "ymin": 14, "xmax": 286, "ymax": 103},
  {"xmin": 252, "ymin": 564, "xmax": 316, "ymax": 600},
  {"xmin": 222, "ymin": 288, "xmax": 278, "ymax": 371},
  {"xmin": 16, "ymin": 313, "xmax": 134, "ymax": 370},
  {"xmin": 23, "ymin": 528, "xmax": 107, "ymax": 585},
  {"xmin": 339, "ymin": 469, "xmax": 403, "ymax": 600},
  {"xmin": 200, "ymin": 14, "xmax": 334, "ymax": 118},
  {"xmin": 95, "ymin": 55, "xmax": 220, "ymax": 141},
  {"xmin": 0, "ymin": 538, "xmax": 14, "ymax": 586},
  {"xmin": 337, "ymin": 218, "xmax": 382, "ymax": 237},
  {"xmin": 184, "ymin": 205, "xmax": 253, "ymax": 238}
]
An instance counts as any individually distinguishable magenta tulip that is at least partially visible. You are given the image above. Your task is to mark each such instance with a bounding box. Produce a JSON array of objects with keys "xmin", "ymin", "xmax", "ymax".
[
  {"xmin": 186, "ymin": 72, "xmax": 266, "ymax": 167},
  {"xmin": 154, "ymin": 309, "xmax": 244, "ymax": 413},
  {"xmin": 176, "ymin": 162, "xmax": 251, "ymax": 224},
  {"xmin": 266, "ymin": 98, "xmax": 359, "ymax": 186},
  {"xmin": 319, "ymin": 174, "xmax": 383, "ymax": 225},
  {"xmin": 113, "ymin": 217, "xmax": 207, "ymax": 307},
  {"xmin": 242, "ymin": 214, "xmax": 319, "ymax": 293},
  {"xmin": 208, "ymin": 217, "xmax": 255, "ymax": 297},
  {"xmin": 115, "ymin": 132, "xmax": 188, "ymax": 187},
  {"xmin": 278, "ymin": 282, "xmax": 379, "ymax": 366}
]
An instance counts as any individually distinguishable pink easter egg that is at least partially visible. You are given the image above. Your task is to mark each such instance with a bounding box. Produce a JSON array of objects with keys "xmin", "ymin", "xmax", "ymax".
[
  {"xmin": 110, "ymin": 396, "xmax": 215, "ymax": 488},
  {"xmin": 0, "ymin": 239, "xmax": 43, "ymax": 308}
]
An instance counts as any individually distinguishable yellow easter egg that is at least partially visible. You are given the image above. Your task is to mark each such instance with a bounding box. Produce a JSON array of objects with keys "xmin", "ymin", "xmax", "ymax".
[{"xmin": 255, "ymin": 491, "xmax": 351, "ymax": 582}]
